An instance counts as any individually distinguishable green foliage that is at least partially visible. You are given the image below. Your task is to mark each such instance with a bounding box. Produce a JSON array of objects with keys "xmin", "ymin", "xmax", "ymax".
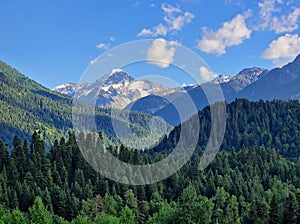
[
  {"xmin": 1, "ymin": 98, "xmax": 300, "ymax": 222},
  {"xmin": 94, "ymin": 213, "xmax": 119, "ymax": 224},
  {"xmin": 147, "ymin": 200, "xmax": 176, "ymax": 224},
  {"xmin": 29, "ymin": 197, "xmax": 53, "ymax": 224},
  {"xmin": 9, "ymin": 209, "xmax": 27, "ymax": 224},
  {"xmin": 70, "ymin": 215, "xmax": 90, "ymax": 224},
  {"xmin": 176, "ymin": 185, "xmax": 213, "ymax": 224},
  {"xmin": 0, "ymin": 60, "xmax": 171, "ymax": 149},
  {"xmin": 0, "ymin": 131, "xmax": 300, "ymax": 223},
  {"xmin": 152, "ymin": 99, "xmax": 300, "ymax": 160},
  {"xmin": 119, "ymin": 206, "xmax": 135, "ymax": 224}
]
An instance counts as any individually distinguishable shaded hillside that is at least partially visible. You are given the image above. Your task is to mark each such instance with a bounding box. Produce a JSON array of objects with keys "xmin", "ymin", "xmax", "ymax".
[
  {"xmin": 0, "ymin": 130, "xmax": 300, "ymax": 223},
  {"xmin": 238, "ymin": 55, "xmax": 300, "ymax": 101},
  {"xmin": 151, "ymin": 99, "xmax": 300, "ymax": 160},
  {"xmin": 0, "ymin": 61, "xmax": 72, "ymax": 144},
  {"xmin": 0, "ymin": 61, "xmax": 171, "ymax": 147},
  {"xmin": 132, "ymin": 68, "xmax": 267, "ymax": 125}
]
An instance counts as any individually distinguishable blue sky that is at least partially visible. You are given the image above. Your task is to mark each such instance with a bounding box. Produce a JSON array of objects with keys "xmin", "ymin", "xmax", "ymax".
[{"xmin": 1, "ymin": 0, "xmax": 300, "ymax": 88}]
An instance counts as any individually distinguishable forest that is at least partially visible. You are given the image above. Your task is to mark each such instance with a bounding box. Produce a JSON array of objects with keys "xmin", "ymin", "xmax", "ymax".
[
  {"xmin": 0, "ymin": 99, "xmax": 300, "ymax": 223},
  {"xmin": 0, "ymin": 60, "xmax": 169, "ymax": 149}
]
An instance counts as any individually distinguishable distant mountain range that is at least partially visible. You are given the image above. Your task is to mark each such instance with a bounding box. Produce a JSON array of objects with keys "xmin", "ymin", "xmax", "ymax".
[
  {"xmin": 54, "ymin": 55, "xmax": 300, "ymax": 125},
  {"xmin": 53, "ymin": 69, "xmax": 176, "ymax": 109},
  {"xmin": 54, "ymin": 66, "xmax": 268, "ymax": 125},
  {"xmin": 140, "ymin": 67, "xmax": 268, "ymax": 125},
  {"xmin": 54, "ymin": 67, "xmax": 267, "ymax": 108},
  {"xmin": 238, "ymin": 54, "xmax": 300, "ymax": 101}
]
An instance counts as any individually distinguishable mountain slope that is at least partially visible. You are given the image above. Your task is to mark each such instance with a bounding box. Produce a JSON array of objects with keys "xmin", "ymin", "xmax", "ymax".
[
  {"xmin": 151, "ymin": 99, "xmax": 300, "ymax": 160},
  {"xmin": 0, "ymin": 61, "xmax": 72, "ymax": 144},
  {"xmin": 0, "ymin": 61, "xmax": 170, "ymax": 147},
  {"xmin": 55, "ymin": 67, "xmax": 266, "ymax": 126},
  {"xmin": 238, "ymin": 55, "xmax": 300, "ymax": 101},
  {"xmin": 131, "ymin": 67, "xmax": 267, "ymax": 125}
]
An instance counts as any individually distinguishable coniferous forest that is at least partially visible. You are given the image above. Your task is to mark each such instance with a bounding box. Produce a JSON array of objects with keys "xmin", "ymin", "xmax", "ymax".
[{"xmin": 0, "ymin": 99, "xmax": 300, "ymax": 223}]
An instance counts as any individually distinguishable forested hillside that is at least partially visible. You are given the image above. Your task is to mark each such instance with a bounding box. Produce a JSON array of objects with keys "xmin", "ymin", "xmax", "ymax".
[
  {"xmin": 0, "ymin": 61, "xmax": 71, "ymax": 144},
  {"xmin": 0, "ymin": 61, "xmax": 169, "ymax": 148},
  {"xmin": 152, "ymin": 99, "xmax": 300, "ymax": 160},
  {"xmin": 0, "ymin": 99, "xmax": 300, "ymax": 223},
  {"xmin": 0, "ymin": 131, "xmax": 300, "ymax": 223}
]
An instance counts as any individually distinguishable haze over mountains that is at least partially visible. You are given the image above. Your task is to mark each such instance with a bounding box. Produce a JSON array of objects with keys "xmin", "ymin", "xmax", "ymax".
[{"xmin": 54, "ymin": 55, "xmax": 300, "ymax": 125}]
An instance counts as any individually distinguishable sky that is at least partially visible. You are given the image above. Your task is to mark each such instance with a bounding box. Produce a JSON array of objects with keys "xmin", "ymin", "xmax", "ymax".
[{"xmin": 1, "ymin": 0, "xmax": 300, "ymax": 88}]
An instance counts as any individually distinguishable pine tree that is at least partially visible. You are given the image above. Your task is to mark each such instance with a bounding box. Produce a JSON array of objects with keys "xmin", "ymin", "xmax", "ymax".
[
  {"xmin": 0, "ymin": 140, "xmax": 9, "ymax": 172},
  {"xmin": 176, "ymin": 185, "xmax": 213, "ymax": 224},
  {"xmin": 119, "ymin": 206, "xmax": 136, "ymax": 224},
  {"xmin": 29, "ymin": 197, "xmax": 53, "ymax": 224},
  {"xmin": 269, "ymin": 195, "xmax": 280, "ymax": 224},
  {"xmin": 283, "ymin": 192, "xmax": 298, "ymax": 224},
  {"xmin": 10, "ymin": 209, "xmax": 28, "ymax": 224}
]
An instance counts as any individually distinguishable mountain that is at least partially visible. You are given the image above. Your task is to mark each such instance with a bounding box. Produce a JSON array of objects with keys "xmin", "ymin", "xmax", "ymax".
[
  {"xmin": 55, "ymin": 67, "xmax": 267, "ymax": 125},
  {"xmin": 216, "ymin": 67, "xmax": 268, "ymax": 100},
  {"xmin": 53, "ymin": 54, "xmax": 300, "ymax": 126},
  {"xmin": 52, "ymin": 82, "xmax": 83, "ymax": 97},
  {"xmin": 151, "ymin": 98, "xmax": 300, "ymax": 160},
  {"xmin": 238, "ymin": 55, "xmax": 300, "ymax": 101},
  {"xmin": 54, "ymin": 69, "xmax": 175, "ymax": 109},
  {"xmin": 130, "ymin": 67, "xmax": 267, "ymax": 125},
  {"xmin": 0, "ymin": 61, "xmax": 72, "ymax": 144},
  {"xmin": 2, "ymin": 100, "xmax": 300, "ymax": 223},
  {"xmin": 0, "ymin": 61, "xmax": 170, "ymax": 148}
]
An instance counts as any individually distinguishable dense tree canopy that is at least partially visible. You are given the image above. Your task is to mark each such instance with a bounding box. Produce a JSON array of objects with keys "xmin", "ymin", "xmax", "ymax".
[{"xmin": 0, "ymin": 126, "xmax": 300, "ymax": 223}]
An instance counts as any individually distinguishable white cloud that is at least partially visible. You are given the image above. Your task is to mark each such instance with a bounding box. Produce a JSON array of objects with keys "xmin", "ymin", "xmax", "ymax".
[
  {"xmin": 150, "ymin": 3, "xmax": 155, "ymax": 7},
  {"xmin": 197, "ymin": 13, "xmax": 252, "ymax": 55},
  {"xmin": 262, "ymin": 34, "xmax": 300, "ymax": 66},
  {"xmin": 138, "ymin": 24, "xmax": 168, "ymax": 37},
  {"xmin": 270, "ymin": 8, "xmax": 300, "ymax": 33},
  {"xmin": 152, "ymin": 24, "xmax": 168, "ymax": 36},
  {"xmin": 146, "ymin": 38, "xmax": 177, "ymax": 68},
  {"xmin": 257, "ymin": 0, "xmax": 300, "ymax": 33},
  {"xmin": 90, "ymin": 58, "xmax": 97, "ymax": 65},
  {"xmin": 96, "ymin": 37, "xmax": 115, "ymax": 50},
  {"xmin": 138, "ymin": 29, "xmax": 153, "ymax": 36},
  {"xmin": 165, "ymin": 11, "xmax": 194, "ymax": 31},
  {"xmin": 257, "ymin": 0, "xmax": 282, "ymax": 30},
  {"xmin": 96, "ymin": 43, "xmax": 108, "ymax": 49},
  {"xmin": 161, "ymin": 3, "xmax": 181, "ymax": 15},
  {"xmin": 199, "ymin": 66, "xmax": 217, "ymax": 81},
  {"xmin": 138, "ymin": 3, "xmax": 194, "ymax": 37}
]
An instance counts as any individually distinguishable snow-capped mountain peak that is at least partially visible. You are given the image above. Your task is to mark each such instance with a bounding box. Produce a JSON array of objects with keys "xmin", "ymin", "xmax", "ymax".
[
  {"xmin": 53, "ymin": 82, "xmax": 83, "ymax": 97},
  {"xmin": 53, "ymin": 67, "xmax": 268, "ymax": 111},
  {"xmin": 210, "ymin": 75, "xmax": 232, "ymax": 84},
  {"xmin": 97, "ymin": 69, "xmax": 134, "ymax": 86},
  {"xmin": 53, "ymin": 69, "xmax": 173, "ymax": 109},
  {"xmin": 111, "ymin": 68, "xmax": 125, "ymax": 74}
]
